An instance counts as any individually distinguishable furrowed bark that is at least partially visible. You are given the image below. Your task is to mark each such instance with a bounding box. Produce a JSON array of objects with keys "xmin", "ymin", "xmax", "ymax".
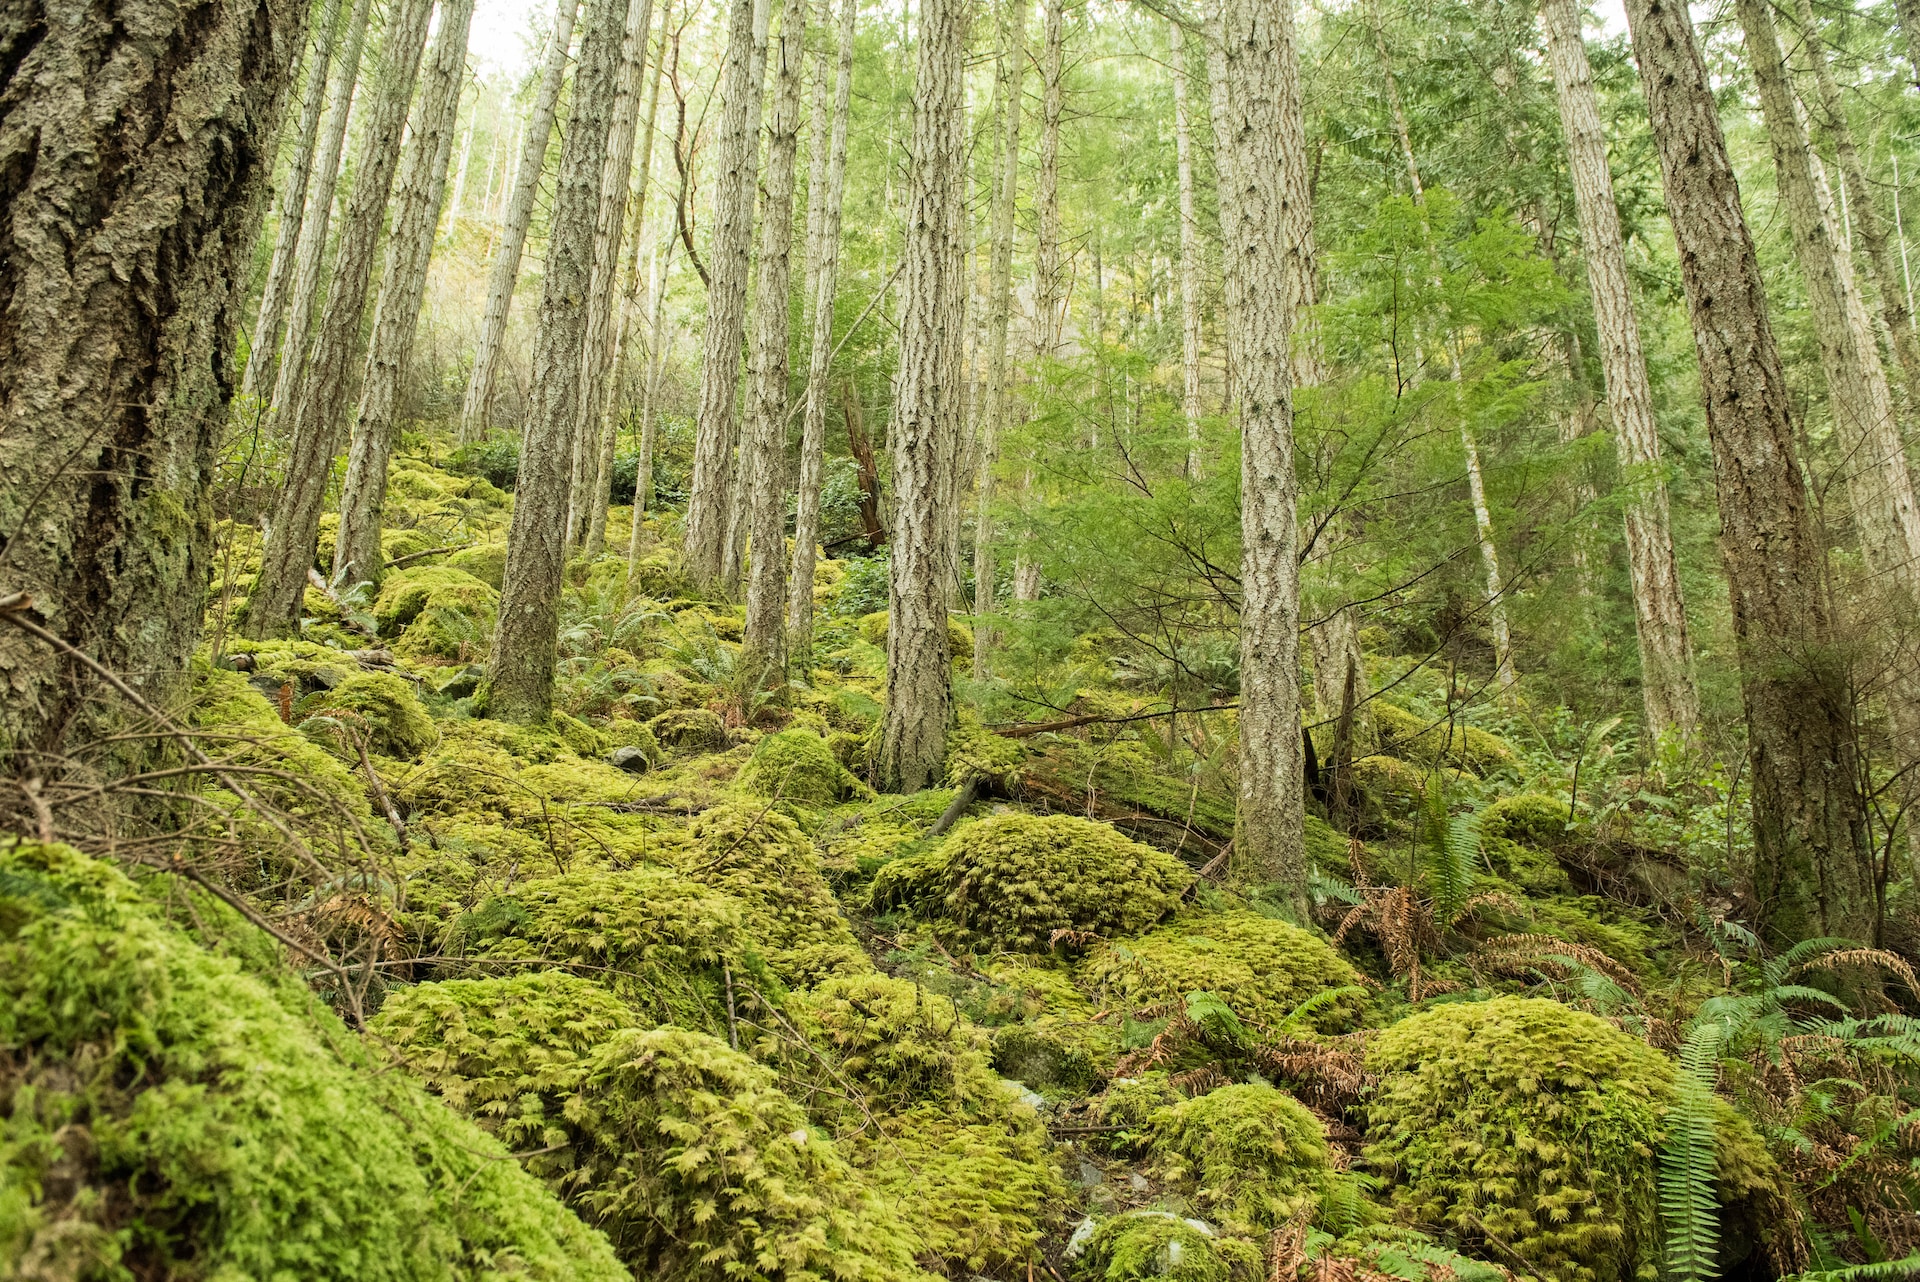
[
  {"xmin": 0, "ymin": 0, "xmax": 308, "ymax": 757},
  {"xmin": 484, "ymin": 0, "xmax": 628, "ymax": 723}
]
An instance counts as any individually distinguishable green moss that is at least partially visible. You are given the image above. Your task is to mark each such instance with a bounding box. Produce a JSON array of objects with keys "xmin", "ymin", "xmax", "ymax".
[
  {"xmin": 867, "ymin": 813, "xmax": 1191, "ymax": 951},
  {"xmin": 551, "ymin": 709, "xmax": 609, "ymax": 758},
  {"xmin": 628, "ymin": 546, "xmax": 692, "ymax": 598},
  {"xmin": 0, "ymin": 843, "xmax": 624, "ymax": 1282},
  {"xmin": 603, "ymin": 716, "xmax": 661, "ymax": 762},
  {"xmin": 737, "ymin": 729, "xmax": 871, "ymax": 805},
  {"xmin": 1079, "ymin": 911, "xmax": 1361, "ymax": 1033},
  {"xmin": 855, "ymin": 610, "xmax": 973, "ymax": 663},
  {"xmin": 296, "ymin": 670, "xmax": 437, "ymax": 760},
  {"xmin": 1071, "ymin": 1213, "xmax": 1263, "ymax": 1282},
  {"xmin": 223, "ymin": 637, "xmax": 359, "ymax": 693},
  {"xmin": 1020, "ymin": 740, "xmax": 1236, "ymax": 853},
  {"xmin": 1362, "ymin": 997, "xmax": 1671, "ymax": 1282},
  {"xmin": 1369, "ymin": 704, "xmax": 1513, "ymax": 775},
  {"xmin": 788, "ymin": 973, "xmax": 1005, "ymax": 1117},
  {"xmin": 190, "ymin": 666, "xmax": 374, "ymax": 828},
  {"xmin": 991, "ymin": 1024, "xmax": 1100, "ymax": 1096},
  {"xmin": 374, "ymin": 566, "xmax": 499, "ymax": 660},
  {"xmin": 1089, "ymin": 1073, "xmax": 1182, "ymax": 1155},
  {"xmin": 1482, "ymin": 792, "xmax": 1575, "ymax": 847},
  {"xmin": 647, "ymin": 707, "xmax": 730, "ymax": 755},
  {"xmin": 945, "ymin": 717, "xmax": 1026, "ymax": 787},
  {"xmin": 447, "ymin": 542, "xmax": 509, "ymax": 589},
  {"xmin": 684, "ymin": 802, "xmax": 870, "ymax": 984},
  {"xmin": 374, "ymin": 976, "xmax": 923, "ymax": 1282},
  {"xmin": 1151, "ymin": 1083, "xmax": 1332, "ymax": 1233}
]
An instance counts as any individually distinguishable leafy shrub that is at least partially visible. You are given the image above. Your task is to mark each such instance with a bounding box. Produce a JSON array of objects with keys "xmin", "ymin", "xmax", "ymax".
[
  {"xmin": 1078, "ymin": 910, "xmax": 1362, "ymax": 1032},
  {"xmin": 297, "ymin": 670, "xmax": 437, "ymax": 759},
  {"xmin": 737, "ymin": 729, "xmax": 870, "ymax": 805},
  {"xmin": 829, "ymin": 553, "xmax": 890, "ymax": 617},
  {"xmin": 1151, "ymin": 1083, "xmax": 1332, "ymax": 1232},
  {"xmin": 0, "ymin": 844, "xmax": 624, "ymax": 1282},
  {"xmin": 373, "ymin": 565, "xmax": 499, "ymax": 660},
  {"xmin": 867, "ymin": 813, "xmax": 1190, "ymax": 951},
  {"xmin": 446, "ymin": 435, "xmax": 520, "ymax": 491}
]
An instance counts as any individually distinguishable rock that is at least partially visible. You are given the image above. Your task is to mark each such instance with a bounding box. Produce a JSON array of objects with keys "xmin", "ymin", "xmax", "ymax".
[{"xmin": 610, "ymin": 745, "xmax": 653, "ymax": 773}]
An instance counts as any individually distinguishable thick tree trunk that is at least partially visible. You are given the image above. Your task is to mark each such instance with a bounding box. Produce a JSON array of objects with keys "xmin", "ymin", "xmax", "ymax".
[
  {"xmin": 240, "ymin": 0, "xmax": 346, "ymax": 403},
  {"xmin": 262, "ymin": 0, "xmax": 375, "ymax": 411},
  {"xmin": 874, "ymin": 0, "xmax": 967, "ymax": 792},
  {"xmin": 1171, "ymin": 18, "xmax": 1205, "ymax": 479},
  {"xmin": 0, "ymin": 0, "xmax": 307, "ymax": 757},
  {"xmin": 1623, "ymin": 0, "xmax": 1874, "ymax": 943},
  {"xmin": 788, "ymin": 0, "xmax": 856, "ymax": 666},
  {"xmin": 568, "ymin": 0, "xmax": 657, "ymax": 554},
  {"xmin": 243, "ymin": 0, "xmax": 436, "ymax": 638},
  {"xmin": 484, "ymin": 0, "xmax": 627, "ymax": 723},
  {"xmin": 740, "ymin": 0, "xmax": 803, "ymax": 677},
  {"xmin": 1543, "ymin": 0, "xmax": 1699, "ymax": 741},
  {"xmin": 1204, "ymin": 17, "xmax": 1241, "ymax": 404},
  {"xmin": 332, "ymin": 0, "xmax": 477, "ymax": 588},
  {"xmin": 1219, "ymin": 0, "xmax": 1309, "ymax": 912},
  {"xmin": 685, "ymin": 0, "xmax": 773, "ymax": 588},
  {"xmin": 457, "ymin": 0, "xmax": 580, "ymax": 443},
  {"xmin": 972, "ymin": 0, "xmax": 1031, "ymax": 673}
]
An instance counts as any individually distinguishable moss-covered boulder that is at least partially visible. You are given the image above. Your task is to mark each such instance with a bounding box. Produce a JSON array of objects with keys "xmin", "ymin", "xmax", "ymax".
[
  {"xmin": 373, "ymin": 974, "xmax": 924, "ymax": 1282},
  {"xmin": 191, "ymin": 666, "xmax": 374, "ymax": 829},
  {"xmin": 867, "ymin": 813, "xmax": 1191, "ymax": 951},
  {"xmin": 737, "ymin": 728, "xmax": 870, "ymax": 805},
  {"xmin": 1, "ymin": 844, "xmax": 625, "ymax": 1282},
  {"xmin": 296, "ymin": 670, "xmax": 437, "ymax": 759},
  {"xmin": 1070, "ymin": 1212, "xmax": 1262, "ymax": 1282},
  {"xmin": 790, "ymin": 973, "xmax": 1001, "ymax": 1115},
  {"xmin": 1369, "ymin": 703, "xmax": 1513, "ymax": 774},
  {"xmin": 1151, "ymin": 1083, "xmax": 1332, "ymax": 1232},
  {"xmin": 647, "ymin": 706, "xmax": 730, "ymax": 755},
  {"xmin": 684, "ymin": 802, "xmax": 869, "ymax": 984},
  {"xmin": 1079, "ymin": 910, "xmax": 1362, "ymax": 1033},
  {"xmin": 856, "ymin": 609, "xmax": 974, "ymax": 663},
  {"xmin": 446, "ymin": 541, "xmax": 508, "ymax": 589},
  {"xmin": 1481, "ymin": 792, "xmax": 1575, "ymax": 848},
  {"xmin": 373, "ymin": 565, "xmax": 499, "ymax": 660}
]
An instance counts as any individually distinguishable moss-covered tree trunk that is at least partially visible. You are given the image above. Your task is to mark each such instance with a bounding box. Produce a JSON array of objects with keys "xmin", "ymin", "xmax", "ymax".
[
  {"xmin": 484, "ymin": 0, "xmax": 627, "ymax": 724},
  {"xmin": 1623, "ymin": 0, "xmax": 1875, "ymax": 943},
  {"xmin": 332, "ymin": 0, "xmax": 478, "ymax": 589},
  {"xmin": 874, "ymin": 0, "xmax": 968, "ymax": 792},
  {"xmin": 242, "ymin": 0, "xmax": 436, "ymax": 639},
  {"xmin": 0, "ymin": 0, "xmax": 306, "ymax": 755}
]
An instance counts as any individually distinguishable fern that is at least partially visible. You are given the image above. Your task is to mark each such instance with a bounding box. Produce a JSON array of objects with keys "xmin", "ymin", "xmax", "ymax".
[
  {"xmin": 1421, "ymin": 780, "xmax": 1482, "ymax": 924},
  {"xmin": 1782, "ymin": 1253, "xmax": 1920, "ymax": 1282},
  {"xmin": 1659, "ymin": 1022, "xmax": 1724, "ymax": 1282}
]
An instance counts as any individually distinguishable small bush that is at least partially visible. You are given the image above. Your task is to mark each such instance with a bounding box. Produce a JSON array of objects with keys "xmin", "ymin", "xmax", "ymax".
[{"xmin": 446, "ymin": 435, "xmax": 520, "ymax": 491}]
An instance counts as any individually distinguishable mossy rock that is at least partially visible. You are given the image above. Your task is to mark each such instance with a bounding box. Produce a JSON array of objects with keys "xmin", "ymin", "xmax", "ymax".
[
  {"xmin": 190, "ymin": 666, "xmax": 373, "ymax": 829},
  {"xmin": 1070, "ymin": 1212, "xmax": 1263, "ymax": 1282},
  {"xmin": 380, "ymin": 526, "xmax": 438, "ymax": 565},
  {"xmin": 1079, "ymin": 910, "xmax": 1362, "ymax": 1033},
  {"xmin": 867, "ymin": 813, "xmax": 1191, "ymax": 951},
  {"xmin": 628, "ymin": 546, "xmax": 692, "ymax": 598},
  {"xmin": 684, "ymin": 802, "xmax": 870, "ymax": 984},
  {"xmin": 1482, "ymin": 791, "xmax": 1575, "ymax": 848},
  {"xmin": 373, "ymin": 975, "xmax": 922, "ymax": 1282},
  {"xmin": 2, "ymin": 844, "xmax": 626, "ymax": 1282},
  {"xmin": 1351, "ymin": 753, "xmax": 1427, "ymax": 811},
  {"xmin": 603, "ymin": 716, "xmax": 662, "ymax": 763},
  {"xmin": 990, "ymin": 1023, "xmax": 1100, "ymax": 1097},
  {"xmin": 647, "ymin": 707, "xmax": 730, "ymax": 755},
  {"xmin": 223, "ymin": 637, "xmax": 358, "ymax": 694},
  {"xmin": 1369, "ymin": 703, "xmax": 1513, "ymax": 774},
  {"xmin": 946, "ymin": 716, "xmax": 1025, "ymax": 787},
  {"xmin": 737, "ymin": 728, "xmax": 871, "ymax": 805},
  {"xmin": 295, "ymin": 670, "xmax": 437, "ymax": 760},
  {"xmin": 789, "ymin": 972, "xmax": 1003, "ymax": 1116},
  {"xmin": 1362, "ymin": 996, "xmax": 1779, "ymax": 1282},
  {"xmin": 445, "ymin": 541, "xmax": 508, "ymax": 589},
  {"xmin": 855, "ymin": 609, "xmax": 974, "ymax": 663},
  {"xmin": 373, "ymin": 565, "xmax": 499, "ymax": 660},
  {"xmin": 1150, "ymin": 1083, "xmax": 1332, "ymax": 1233}
]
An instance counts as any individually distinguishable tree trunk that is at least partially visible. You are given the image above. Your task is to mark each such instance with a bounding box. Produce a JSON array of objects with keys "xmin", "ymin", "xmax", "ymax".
[
  {"xmin": 484, "ymin": 0, "xmax": 627, "ymax": 723},
  {"xmin": 0, "ymin": 0, "xmax": 307, "ymax": 757},
  {"xmin": 1220, "ymin": 0, "xmax": 1309, "ymax": 912},
  {"xmin": 874, "ymin": 0, "xmax": 967, "ymax": 792},
  {"xmin": 740, "ymin": 0, "xmax": 804, "ymax": 678},
  {"xmin": 627, "ymin": 240, "xmax": 677, "ymax": 575},
  {"xmin": 242, "ymin": 0, "xmax": 436, "ymax": 639},
  {"xmin": 240, "ymin": 0, "xmax": 346, "ymax": 404},
  {"xmin": 788, "ymin": 0, "xmax": 857, "ymax": 667},
  {"xmin": 332, "ymin": 0, "xmax": 477, "ymax": 588},
  {"xmin": 971, "ymin": 0, "xmax": 1031, "ymax": 673},
  {"xmin": 1895, "ymin": 0, "xmax": 1920, "ymax": 88},
  {"xmin": 1542, "ymin": 0, "xmax": 1699, "ymax": 738},
  {"xmin": 685, "ymin": 0, "xmax": 773, "ymax": 588},
  {"xmin": 568, "ymin": 0, "xmax": 657, "ymax": 554},
  {"xmin": 1012, "ymin": 0, "xmax": 1064, "ymax": 605},
  {"xmin": 1623, "ymin": 0, "xmax": 1874, "ymax": 943},
  {"xmin": 457, "ymin": 0, "xmax": 580, "ymax": 443},
  {"xmin": 261, "ymin": 0, "xmax": 375, "ymax": 411},
  {"xmin": 1203, "ymin": 16, "xmax": 1241, "ymax": 405},
  {"xmin": 1171, "ymin": 18, "xmax": 1205, "ymax": 479}
]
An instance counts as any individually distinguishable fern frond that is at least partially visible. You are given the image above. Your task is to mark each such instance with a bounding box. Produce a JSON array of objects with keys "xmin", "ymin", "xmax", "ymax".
[
  {"xmin": 1425, "ymin": 797, "xmax": 1481, "ymax": 924},
  {"xmin": 1780, "ymin": 1252, "xmax": 1920, "ymax": 1282},
  {"xmin": 1659, "ymin": 1022, "xmax": 1724, "ymax": 1282},
  {"xmin": 1794, "ymin": 948, "xmax": 1920, "ymax": 1002}
]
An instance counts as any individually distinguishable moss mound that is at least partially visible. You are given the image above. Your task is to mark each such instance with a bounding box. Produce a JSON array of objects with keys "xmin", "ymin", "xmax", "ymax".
[
  {"xmin": 648, "ymin": 707, "xmax": 731, "ymax": 755},
  {"xmin": 1079, "ymin": 910, "xmax": 1362, "ymax": 1032},
  {"xmin": 1481, "ymin": 791, "xmax": 1575, "ymax": 848},
  {"xmin": 297, "ymin": 670, "xmax": 437, "ymax": 759},
  {"xmin": 1151, "ymin": 1083, "xmax": 1332, "ymax": 1232},
  {"xmin": 446, "ymin": 541, "xmax": 508, "ymax": 589},
  {"xmin": 0, "ymin": 843, "xmax": 624, "ymax": 1282},
  {"xmin": 737, "ymin": 728, "xmax": 870, "ymax": 805},
  {"xmin": 790, "ymin": 973, "xmax": 1001, "ymax": 1115},
  {"xmin": 1071, "ymin": 1212, "xmax": 1262, "ymax": 1282},
  {"xmin": 868, "ymin": 813, "xmax": 1191, "ymax": 951},
  {"xmin": 684, "ymin": 802, "xmax": 869, "ymax": 984},
  {"xmin": 191, "ymin": 665, "xmax": 374, "ymax": 829},
  {"xmin": 1362, "ymin": 997, "xmax": 1671, "ymax": 1282},
  {"xmin": 373, "ymin": 565, "xmax": 499, "ymax": 660},
  {"xmin": 373, "ymin": 975, "xmax": 923, "ymax": 1282},
  {"xmin": 1369, "ymin": 703, "xmax": 1513, "ymax": 775},
  {"xmin": 856, "ymin": 609, "xmax": 973, "ymax": 662}
]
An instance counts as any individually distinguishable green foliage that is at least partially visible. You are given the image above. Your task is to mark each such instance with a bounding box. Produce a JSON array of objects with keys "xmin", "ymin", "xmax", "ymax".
[
  {"xmin": 1151, "ymin": 1083, "xmax": 1334, "ymax": 1233},
  {"xmin": 1071, "ymin": 1212, "xmax": 1263, "ymax": 1282},
  {"xmin": 789, "ymin": 973, "xmax": 1001, "ymax": 1116},
  {"xmin": 298, "ymin": 670, "xmax": 438, "ymax": 759},
  {"xmin": 646, "ymin": 707, "xmax": 731, "ymax": 754},
  {"xmin": 1481, "ymin": 792, "xmax": 1575, "ymax": 848},
  {"xmin": 945, "ymin": 716, "xmax": 1026, "ymax": 787},
  {"xmin": 1370, "ymin": 703, "xmax": 1514, "ymax": 775},
  {"xmin": 1660, "ymin": 1023, "xmax": 1726, "ymax": 1282},
  {"xmin": 737, "ymin": 729, "xmax": 871, "ymax": 805},
  {"xmin": 1080, "ymin": 911, "xmax": 1363, "ymax": 1033},
  {"xmin": 374, "ymin": 566, "xmax": 499, "ymax": 660},
  {"xmin": 867, "ymin": 813, "xmax": 1190, "ymax": 950},
  {"xmin": 685, "ymin": 802, "xmax": 870, "ymax": 984},
  {"xmin": 0, "ymin": 843, "xmax": 624, "ymax": 1282}
]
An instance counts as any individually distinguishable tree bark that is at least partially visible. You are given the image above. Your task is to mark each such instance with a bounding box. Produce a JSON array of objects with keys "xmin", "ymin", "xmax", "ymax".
[
  {"xmin": 243, "ymin": 0, "xmax": 436, "ymax": 638},
  {"xmin": 0, "ymin": 0, "xmax": 307, "ymax": 757},
  {"xmin": 332, "ymin": 0, "xmax": 477, "ymax": 588},
  {"xmin": 568, "ymin": 0, "xmax": 657, "ymax": 554},
  {"xmin": 971, "ymin": 0, "xmax": 1031, "ymax": 673},
  {"xmin": 240, "ymin": 0, "xmax": 346, "ymax": 403},
  {"xmin": 1623, "ymin": 0, "xmax": 1874, "ymax": 943},
  {"xmin": 1012, "ymin": 0, "xmax": 1064, "ymax": 604},
  {"xmin": 262, "ymin": 0, "xmax": 375, "ymax": 411},
  {"xmin": 484, "ymin": 0, "xmax": 627, "ymax": 723},
  {"xmin": 457, "ymin": 0, "xmax": 580, "ymax": 443},
  {"xmin": 788, "ymin": 0, "xmax": 857, "ymax": 666},
  {"xmin": 740, "ymin": 0, "xmax": 804, "ymax": 678},
  {"xmin": 874, "ymin": 0, "xmax": 967, "ymax": 792},
  {"xmin": 685, "ymin": 0, "xmax": 773, "ymax": 588},
  {"xmin": 1543, "ymin": 0, "xmax": 1700, "ymax": 740},
  {"xmin": 626, "ymin": 240, "xmax": 677, "ymax": 575},
  {"xmin": 1172, "ymin": 18, "xmax": 1205, "ymax": 479}
]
